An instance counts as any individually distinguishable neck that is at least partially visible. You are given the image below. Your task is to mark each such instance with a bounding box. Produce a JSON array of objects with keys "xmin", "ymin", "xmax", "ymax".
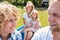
[
  {"xmin": 27, "ymin": 14, "xmax": 30, "ymax": 18},
  {"xmin": 32, "ymin": 18, "xmax": 36, "ymax": 21}
]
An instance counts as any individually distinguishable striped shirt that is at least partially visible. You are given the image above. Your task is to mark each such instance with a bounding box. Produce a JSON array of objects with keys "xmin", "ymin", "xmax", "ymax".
[{"xmin": 0, "ymin": 30, "xmax": 22, "ymax": 40}]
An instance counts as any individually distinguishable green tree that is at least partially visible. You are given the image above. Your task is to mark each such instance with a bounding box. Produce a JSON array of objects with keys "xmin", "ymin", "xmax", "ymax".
[{"xmin": 32, "ymin": 0, "xmax": 42, "ymax": 7}]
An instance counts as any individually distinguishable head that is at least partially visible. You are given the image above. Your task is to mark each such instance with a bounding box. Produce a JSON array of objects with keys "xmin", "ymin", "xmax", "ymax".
[
  {"xmin": 31, "ymin": 10, "xmax": 38, "ymax": 20},
  {"xmin": 48, "ymin": 1, "xmax": 60, "ymax": 32},
  {"xmin": 25, "ymin": 1, "xmax": 34, "ymax": 14},
  {"xmin": 49, "ymin": 0, "xmax": 60, "ymax": 6},
  {"xmin": 0, "ymin": 1, "xmax": 19, "ymax": 33}
]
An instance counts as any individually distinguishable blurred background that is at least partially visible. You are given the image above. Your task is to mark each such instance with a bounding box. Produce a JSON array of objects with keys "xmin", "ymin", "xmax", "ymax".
[{"xmin": 0, "ymin": 0, "xmax": 49, "ymax": 28}]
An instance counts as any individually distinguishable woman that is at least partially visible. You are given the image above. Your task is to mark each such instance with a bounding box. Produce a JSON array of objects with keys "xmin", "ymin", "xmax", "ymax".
[
  {"xmin": 22, "ymin": 1, "xmax": 34, "ymax": 40},
  {"xmin": 23, "ymin": 1, "xmax": 34, "ymax": 27},
  {"xmin": 0, "ymin": 1, "xmax": 22, "ymax": 40}
]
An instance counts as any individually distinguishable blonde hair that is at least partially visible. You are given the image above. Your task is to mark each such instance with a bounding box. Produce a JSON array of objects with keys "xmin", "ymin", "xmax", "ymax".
[
  {"xmin": 0, "ymin": 1, "xmax": 19, "ymax": 28},
  {"xmin": 26, "ymin": 1, "xmax": 34, "ymax": 8},
  {"xmin": 24, "ymin": 1, "xmax": 34, "ymax": 12},
  {"xmin": 31, "ymin": 9, "xmax": 38, "ymax": 20}
]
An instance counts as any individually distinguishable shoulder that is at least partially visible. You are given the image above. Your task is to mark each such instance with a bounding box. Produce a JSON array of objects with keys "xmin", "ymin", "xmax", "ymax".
[
  {"xmin": 11, "ymin": 30, "xmax": 22, "ymax": 40},
  {"xmin": 12, "ymin": 30, "xmax": 21, "ymax": 35},
  {"xmin": 23, "ymin": 12, "xmax": 26, "ymax": 15},
  {"xmin": 31, "ymin": 28, "xmax": 41, "ymax": 40},
  {"xmin": 23, "ymin": 12, "xmax": 27, "ymax": 18},
  {"xmin": 31, "ymin": 26, "xmax": 51, "ymax": 40}
]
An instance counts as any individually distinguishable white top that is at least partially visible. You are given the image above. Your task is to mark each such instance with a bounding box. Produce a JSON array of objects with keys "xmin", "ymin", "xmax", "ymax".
[
  {"xmin": 30, "ymin": 21, "xmax": 40, "ymax": 32},
  {"xmin": 32, "ymin": 21, "xmax": 40, "ymax": 27},
  {"xmin": 32, "ymin": 21, "xmax": 36, "ymax": 27},
  {"xmin": 31, "ymin": 21, "xmax": 37, "ymax": 32},
  {"xmin": 31, "ymin": 26, "xmax": 53, "ymax": 40},
  {"xmin": 23, "ymin": 12, "xmax": 32, "ymax": 26}
]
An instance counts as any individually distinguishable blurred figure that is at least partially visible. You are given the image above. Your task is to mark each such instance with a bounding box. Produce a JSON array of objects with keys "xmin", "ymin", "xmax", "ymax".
[
  {"xmin": 31, "ymin": 1, "xmax": 60, "ymax": 40},
  {"xmin": 24, "ymin": 10, "xmax": 40, "ymax": 40},
  {"xmin": 23, "ymin": 1, "xmax": 34, "ymax": 27},
  {"xmin": 17, "ymin": 1, "xmax": 35, "ymax": 40},
  {"xmin": 0, "ymin": 1, "xmax": 22, "ymax": 40},
  {"xmin": 23, "ymin": 1, "xmax": 35, "ymax": 40}
]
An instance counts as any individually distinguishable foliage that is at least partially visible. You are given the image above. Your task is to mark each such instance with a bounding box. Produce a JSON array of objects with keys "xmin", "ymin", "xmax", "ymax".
[{"xmin": 0, "ymin": 0, "xmax": 42, "ymax": 7}]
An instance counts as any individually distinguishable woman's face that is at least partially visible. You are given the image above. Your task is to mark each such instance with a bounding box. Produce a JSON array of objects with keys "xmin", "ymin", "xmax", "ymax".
[
  {"xmin": 26, "ymin": 6, "xmax": 33, "ymax": 13},
  {"xmin": 3, "ymin": 14, "xmax": 16, "ymax": 33}
]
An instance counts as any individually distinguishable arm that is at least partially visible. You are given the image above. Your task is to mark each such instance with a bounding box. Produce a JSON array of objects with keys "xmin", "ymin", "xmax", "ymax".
[
  {"xmin": 23, "ymin": 18, "xmax": 32, "ymax": 27},
  {"xmin": 23, "ymin": 18, "xmax": 26, "ymax": 25},
  {"xmin": 23, "ymin": 13, "xmax": 28, "ymax": 26},
  {"xmin": 30, "ymin": 21, "xmax": 40, "ymax": 32},
  {"xmin": 31, "ymin": 29, "xmax": 41, "ymax": 40},
  {"xmin": 33, "ymin": 21, "xmax": 40, "ymax": 30},
  {"xmin": 19, "ymin": 18, "xmax": 26, "ymax": 32},
  {"xmin": 24, "ymin": 21, "xmax": 40, "ymax": 32}
]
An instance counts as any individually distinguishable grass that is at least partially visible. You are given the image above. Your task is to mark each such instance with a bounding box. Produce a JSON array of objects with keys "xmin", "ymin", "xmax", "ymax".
[{"xmin": 16, "ymin": 7, "xmax": 49, "ymax": 28}]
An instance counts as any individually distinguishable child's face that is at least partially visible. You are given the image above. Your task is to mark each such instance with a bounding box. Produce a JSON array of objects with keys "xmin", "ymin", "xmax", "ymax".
[{"xmin": 32, "ymin": 13, "xmax": 37, "ymax": 19}]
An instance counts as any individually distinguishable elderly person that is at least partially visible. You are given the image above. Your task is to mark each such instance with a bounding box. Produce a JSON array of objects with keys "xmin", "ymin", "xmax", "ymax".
[
  {"xmin": 0, "ymin": 1, "xmax": 22, "ymax": 40},
  {"xmin": 31, "ymin": 1, "xmax": 60, "ymax": 40}
]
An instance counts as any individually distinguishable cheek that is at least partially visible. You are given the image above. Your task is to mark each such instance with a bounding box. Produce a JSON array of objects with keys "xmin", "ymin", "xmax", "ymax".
[
  {"xmin": 55, "ymin": 18, "xmax": 60, "ymax": 23},
  {"xmin": 54, "ymin": 18, "xmax": 60, "ymax": 27},
  {"xmin": 26, "ymin": 7, "xmax": 32, "ymax": 11},
  {"xmin": 13, "ymin": 21, "xmax": 16, "ymax": 27},
  {"xmin": 26, "ymin": 8, "xmax": 30, "ymax": 10},
  {"xmin": 35, "ymin": 15, "xmax": 36, "ymax": 18},
  {"xmin": 32, "ymin": 14, "xmax": 35, "ymax": 17},
  {"xmin": 3, "ymin": 26, "xmax": 10, "ymax": 33},
  {"xmin": 32, "ymin": 15, "xmax": 34, "ymax": 17},
  {"xmin": 48, "ymin": 16, "xmax": 52, "ymax": 23},
  {"xmin": 4, "ymin": 22, "xmax": 12, "ymax": 30},
  {"xmin": 30, "ymin": 8, "xmax": 32, "ymax": 10},
  {"xmin": 5, "ymin": 23, "xmax": 12, "ymax": 27},
  {"xmin": 33, "ymin": 15, "xmax": 36, "ymax": 18}
]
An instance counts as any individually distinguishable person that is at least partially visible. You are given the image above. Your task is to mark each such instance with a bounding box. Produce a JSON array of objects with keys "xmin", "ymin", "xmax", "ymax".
[
  {"xmin": 18, "ymin": 1, "xmax": 34, "ymax": 32},
  {"xmin": 17, "ymin": 1, "xmax": 34, "ymax": 40},
  {"xmin": 31, "ymin": 1, "xmax": 60, "ymax": 40},
  {"xmin": 24, "ymin": 10, "xmax": 40, "ymax": 40},
  {"xmin": 0, "ymin": 1, "xmax": 22, "ymax": 40},
  {"xmin": 23, "ymin": 1, "xmax": 34, "ymax": 28}
]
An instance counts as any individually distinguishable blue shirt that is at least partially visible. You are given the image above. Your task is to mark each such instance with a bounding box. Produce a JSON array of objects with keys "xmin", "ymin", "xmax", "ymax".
[
  {"xmin": 31, "ymin": 26, "xmax": 53, "ymax": 40},
  {"xmin": 0, "ymin": 30, "xmax": 22, "ymax": 40}
]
